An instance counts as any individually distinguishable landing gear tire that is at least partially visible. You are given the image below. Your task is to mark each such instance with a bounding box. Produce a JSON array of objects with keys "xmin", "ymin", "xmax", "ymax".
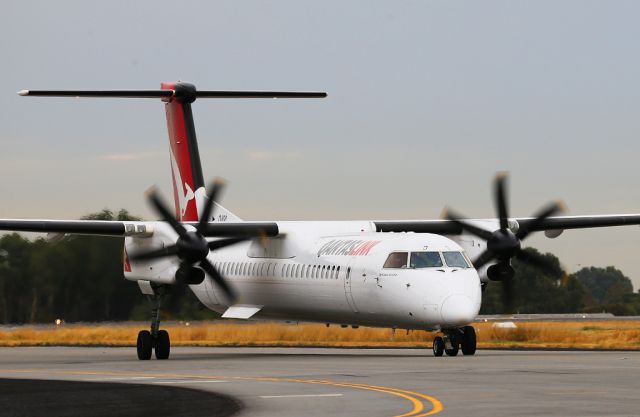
[
  {"xmin": 461, "ymin": 326, "xmax": 477, "ymax": 356},
  {"xmin": 137, "ymin": 330, "xmax": 153, "ymax": 360},
  {"xmin": 155, "ymin": 329, "xmax": 171, "ymax": 360},
  {"xmin": 444, "ymin": 333, "xmax": 459, "ymax": 356},
  {"xmin": 433, "ymin": 336, "xmax": 445, "ymax": 357}
]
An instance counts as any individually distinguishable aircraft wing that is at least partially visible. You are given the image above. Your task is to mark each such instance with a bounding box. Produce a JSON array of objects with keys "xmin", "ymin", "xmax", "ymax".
[
  {"xmin": 0, "ymin": 219, "xmax": 279, "ymax": 238},
  {"xmin": 374, "ymin": 214, "xmax": 640, "ymax": 235},
  {"xmin": 3, "ymin": 214, "xmax": 639, "ymax": 239}
]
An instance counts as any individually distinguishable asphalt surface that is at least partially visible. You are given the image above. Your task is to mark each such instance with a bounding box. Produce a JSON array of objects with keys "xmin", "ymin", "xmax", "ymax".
[
  {"xmin": 0, "ymin": 347, "xmax": 638, "ymax": 417},
  {"xmin": 0, "ymin": 378, "xmax": 241, "ymax": 417}
]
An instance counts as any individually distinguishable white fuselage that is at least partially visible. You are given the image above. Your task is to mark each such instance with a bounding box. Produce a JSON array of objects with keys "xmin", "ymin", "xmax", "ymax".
[{"xmin": 125, "ymin": 221, "xmax": 483, "ymax": 331}]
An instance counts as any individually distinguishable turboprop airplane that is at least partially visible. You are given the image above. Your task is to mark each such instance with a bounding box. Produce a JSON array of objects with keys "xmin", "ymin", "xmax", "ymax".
[{"xmin": 3, "ymin": 81, "xmax": 640, "ymax": 360}]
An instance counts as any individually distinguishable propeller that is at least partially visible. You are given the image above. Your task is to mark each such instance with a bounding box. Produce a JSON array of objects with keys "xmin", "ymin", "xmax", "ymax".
[
  {"xmin": 443, "ymin": 172, "xmax": 565, "ymax": 311},
  {"xmin": 130, "ymin": 179, "xmax": 246, "ymax": 302}
]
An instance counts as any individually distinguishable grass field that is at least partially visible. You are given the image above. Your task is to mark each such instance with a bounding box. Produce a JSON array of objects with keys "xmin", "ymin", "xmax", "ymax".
[{"xmin": 1, "ymin": 320, "xmax": 639, "ymax": 349}]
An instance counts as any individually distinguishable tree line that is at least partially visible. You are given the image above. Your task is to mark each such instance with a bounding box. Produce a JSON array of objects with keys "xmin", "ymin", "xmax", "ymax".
[
  {"xmin": 0, "ymin": 209, "xmax": 639, "ymax": 323},
  {"xmin": 0, "ymin": 210, "xmax": 215, "ymax": 324},
  {"xmin": 480, "ymin": 250, "xmax": 640, "ymax": 315}
]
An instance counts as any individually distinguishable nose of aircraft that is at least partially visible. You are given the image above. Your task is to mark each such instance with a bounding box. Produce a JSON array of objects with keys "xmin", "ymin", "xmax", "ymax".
[{"xmin": 440, "ymin": 294, "xmax": 478, "ymax": 326}]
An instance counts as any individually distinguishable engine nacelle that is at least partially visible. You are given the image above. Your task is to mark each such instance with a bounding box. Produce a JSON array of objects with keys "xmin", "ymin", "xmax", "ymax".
[
  {"xmin": 176, "ymin": 265, "xmax": 205, "ymax": 285},
  {"xmin": 123, "ymin": 221, "xmax": 181, "ymax": 285},
  {"xmin": 486, "ymin": 262, "xmax": 515, "ymax": 282}
]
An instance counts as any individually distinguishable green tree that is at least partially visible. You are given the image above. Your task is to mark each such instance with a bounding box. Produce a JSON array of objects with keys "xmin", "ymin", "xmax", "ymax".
[
  {"xmin": 0, "ymin": 233, "xmax": 34, "ymax": 323},
  {"xmin": 572, "ymin": 266, "xmax": 633, "ymax": 305}
]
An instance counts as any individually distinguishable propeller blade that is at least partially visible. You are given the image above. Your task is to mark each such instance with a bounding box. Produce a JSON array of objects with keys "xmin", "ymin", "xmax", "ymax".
[
  {"xmin": 443, "ymin": 208, "xmax": 494, "ymax": 241},
  {"xmin": 472, "ymin": 249, "xmax": 496, "ymax": 269},
  {"xmin": 515, "ymin": 249, "xmax": 558, "ymax": 274},
  {"xmin": 197, "ymin": 178, "xmax": 226, "ymax": 233},
  {"xmin": 147, "ymin": 187, "xmax": 188, "ymax": 238},
  {"xmin": 129, "ymin": 244, "xmax": 179, "ymax": 261},
  {"xmin": 516, "ymin": 201, "xmax": 565, "ymax": 240},
  {"xmin": 208, "ymin": 237, "xmax": 250, "ymax": 251},
  {"xmin": 494, "ymin": 172, "xmax": 510, "ymax": 231},
  {"xmin": 199, "ymin": 259, "xmax": 236, "ymax": 302}
]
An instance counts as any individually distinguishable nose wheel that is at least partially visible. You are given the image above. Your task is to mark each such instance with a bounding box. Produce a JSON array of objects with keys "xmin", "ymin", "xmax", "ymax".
[
  {"xmin": 432, "ymin": 326, "xmax": 476, "ymax": 357},
  {"xmin": 137, "ymin": 286, "xmax": 171, "ymax": 360}
]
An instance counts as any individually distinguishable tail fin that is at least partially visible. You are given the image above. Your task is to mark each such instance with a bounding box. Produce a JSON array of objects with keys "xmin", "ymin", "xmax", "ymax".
[
  {"xmin": 19, "ymin": 83, "xmax": 326, "ymax": 222},
  {"xmin": 161, "ymin": 82, "xmax": 205, "ymax": 221}
]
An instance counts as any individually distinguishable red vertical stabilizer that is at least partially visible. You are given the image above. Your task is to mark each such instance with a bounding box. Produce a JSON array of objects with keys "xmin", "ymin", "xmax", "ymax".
[{"xmin": 161, "ymin": 82, "xmax": 205, "ymax": 221}]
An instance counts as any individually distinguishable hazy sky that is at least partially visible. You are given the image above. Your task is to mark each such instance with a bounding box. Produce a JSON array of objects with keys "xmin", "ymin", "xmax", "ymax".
[{"xmin": 2, "ymin": 1, "xmax": 640, "ymax": 288}]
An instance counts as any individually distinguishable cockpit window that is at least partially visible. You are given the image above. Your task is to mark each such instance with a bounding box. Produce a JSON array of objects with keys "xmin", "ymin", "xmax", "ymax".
[
  {"xmin": 383, "ymin": 252, "xmax": 408, "ymax": 268},
  {"xmin": 410, "ymin": 252, "xmax": 443, "ymax": 268},
  {"xmin": 443, "ymin": 251, "xmax": 471, "ymax": 268}
]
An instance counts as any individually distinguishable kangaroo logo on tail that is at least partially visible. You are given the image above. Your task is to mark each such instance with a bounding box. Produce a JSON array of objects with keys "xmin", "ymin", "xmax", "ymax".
[{"xmin": 170, "ymin": 148, "xmax": 195, "ymax": 219}]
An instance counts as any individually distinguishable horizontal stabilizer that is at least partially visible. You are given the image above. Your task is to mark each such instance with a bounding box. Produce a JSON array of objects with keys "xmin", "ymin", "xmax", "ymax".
[
  {"xmin": 221, "ymin": 305, "xmax": 263, "ymax": 319},
  {"xmin": 18, "ymin": 89, "xmax": 327, "ymax": 99}
]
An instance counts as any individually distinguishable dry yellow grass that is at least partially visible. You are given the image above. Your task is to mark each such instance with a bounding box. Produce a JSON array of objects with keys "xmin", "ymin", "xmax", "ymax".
[{"xmin": 1, "ymin": 321, "xmax": 639, "ymax": 349}]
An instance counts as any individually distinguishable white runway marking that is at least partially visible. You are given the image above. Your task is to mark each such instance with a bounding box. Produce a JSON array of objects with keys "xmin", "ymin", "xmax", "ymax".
[
  {"xmin": 259, "ymin": 393, "xmax": 344, "ymax": 399},
  {"xmin": 152, "ymin": 380, "xmax": 228, "ymax": 384}
]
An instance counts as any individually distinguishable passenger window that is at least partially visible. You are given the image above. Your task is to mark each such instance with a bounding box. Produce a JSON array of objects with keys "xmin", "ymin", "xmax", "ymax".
[
  {"xmin": 383, "ymin": 252, "xmax": 408, "ymax": 268},
  {"xmin": 410, "ymin": 252, "xmax": 443, "ymax": 268},
  {"xmin": 337, "ymin": 266, "xmax": 341, "ymax": 278},
  {"xmin": 322, "ymin": 265, "xmax": 326, "ymax": 278},
  {"xmin": 295, "ymin": 265, "xmax": 301, "ymax": 277}
]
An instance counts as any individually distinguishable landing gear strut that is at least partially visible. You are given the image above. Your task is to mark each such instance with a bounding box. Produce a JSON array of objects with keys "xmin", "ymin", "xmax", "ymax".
[
  {"xmin": 137, "ymin": 285, "xmax": 171, "ymax": 360},
  {"xmin": 432, "ymin": 326, "xmax": 476, "ymax": 357}
]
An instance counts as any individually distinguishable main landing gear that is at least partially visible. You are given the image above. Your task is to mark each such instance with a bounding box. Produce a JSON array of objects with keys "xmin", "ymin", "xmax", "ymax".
[
  {"xmin": 137, "ymin": 285, "xmax": 171, "ymax": 360},
  {"xmin": 432, "ymin": 326, "xmax": 476, "ymax": 357}
]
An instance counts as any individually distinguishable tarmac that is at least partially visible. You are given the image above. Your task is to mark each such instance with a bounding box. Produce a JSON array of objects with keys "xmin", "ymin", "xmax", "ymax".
[{"xmin": 0, "ymin": 347, "xmax": 638, "ymax": 417}]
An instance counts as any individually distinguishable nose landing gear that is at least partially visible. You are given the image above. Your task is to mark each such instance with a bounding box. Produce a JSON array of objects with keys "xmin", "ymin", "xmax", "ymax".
[
  {"xmin": 432, "ymin": 326, "xmax": 476, "ymax": 357},
  {"xmin": 137, "ymin": 285, "xmax": 171, "ymax": 360}
]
